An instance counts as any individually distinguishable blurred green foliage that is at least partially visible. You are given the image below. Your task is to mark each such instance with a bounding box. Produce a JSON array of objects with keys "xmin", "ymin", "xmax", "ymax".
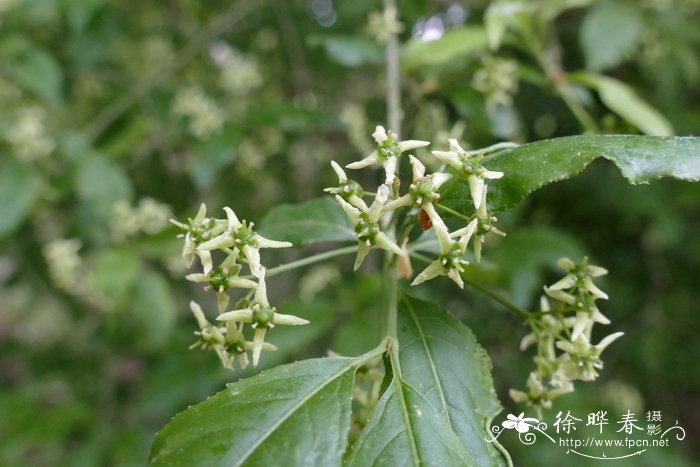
[{"xmin": 0, "ymin": 0, "xmax": 699, "ymax": 465}]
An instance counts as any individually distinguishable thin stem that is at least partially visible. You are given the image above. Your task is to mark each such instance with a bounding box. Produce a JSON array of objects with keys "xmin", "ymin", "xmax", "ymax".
[
  {"xmin": 462, "ymin": 276, "xmax": 531, "ymax": 321},
  {"xmin": 382, "ymin": 253, "xmax": 400, "ymax": 339},
  {"xmin": 524, "ymin": 36, "xmax": 599, "ymax": 133},
  {"xmin": 434, "ymin": 203, "xmax": 473, "ymax": 222},
  {"xmin": 555, "ymin": 83, "xmax": 599, "ymax": 133},
  {"xmin": 384, "ymin": 0, "xmax": 402, "ymax": 136},
  {"xmin": 380, "ymin": 0, "xmax": 402, "ymax": 342},
  {"xmin": 409, "ymin": 251, "xmax": 531, "ymax": 320},
  {"xmin": 264, "ymin": 245, "xmax": 357, "ymax": 278}
]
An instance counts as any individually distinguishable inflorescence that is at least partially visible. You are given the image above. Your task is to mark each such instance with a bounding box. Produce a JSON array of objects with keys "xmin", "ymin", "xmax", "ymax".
[{"xmin": 172, "ymin": 204, "xmax": 308, "ymax": 369}]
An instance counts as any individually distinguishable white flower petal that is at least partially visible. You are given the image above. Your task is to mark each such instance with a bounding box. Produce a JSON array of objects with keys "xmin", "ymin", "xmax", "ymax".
[
  {"xmin": 548, "ymin": 274, "xmax": 577, "ymax": 291},
  {"xmin": 224, "ymin": 206, "xmax": 242, "ymax": 230},
  {"xmin": 244, "ymin": 245, "xmax": 261, "ymax": 277},
  {"xmin": 348, "ymin": 195, "xmax": 369, "ymax": 211},
  {"xmin": 354, "ymin": 243, "xmax": 371, "ymax": 270},
  {"xmin": 423, "ymin": 203, "xmax": 451, "ymax": 253},
  {"xmin": 430, "ymin": 172, "xmax": 452, "ymax": 189},
  {"xmin": 483, "ymin": 169, "xmax": 504, "ymax": 179},
  {"xmin": 189, "ymin": 301, "xmax": 210, "ymax": 329},
  {"xmin": 369, "ymin": 185, "xmax": 390, "ymax": 220},
  {"xmin": 335, "ymin": 195, "xmax": 361, "ymax": 224},
  {"xmin": 216, "ymin": 292, "xmax": 230, "ymax": 315},
  {"xmin": 217, "ymin": 308, "xmax": 254, "ymax": 322},
  {"xmin": 411, "ymin": 260, "xmax": 445, "ymax": 286},
  {"xmin": 596, "ymin": 332, "xmax": 624, "ymax": 352},
  {"xmin": 431, "ymin": 150, "xmax": 461, "ymax": 168},
  {"xmin": 252, "ymin": 327, "xmax": 267, "ymax": 366},
  {"xmin": 398, "ymin": 139, "xmax": 430, "ymax": 152},
  {"xmin": 185, "ymin": 273, "xmax": 208, "ymax": 283},
  {"xmin": 519, "ymin": 333, "xmax": 537, "ymax": 351},
  {"xmin": 197, "ymin": 233, "xmax": 234, "ymax": 251},
  {"xmin": 592, "ymin": 309, "xmax": 610, "ymax": 325},
  {"xmin": 408, "ymin": 155, "xmax": 425, "ymax": 180},
  {"xmin": 372, "ymin": 125, "xmax": 387, "ymax": 143},
  {"xmin": 375, "ymin": 232, "xmax": 405, "ymax": 257},
  {"xmin": 347, "ymin": 151, "xmax": 380, "ymax": 169},
  {"xmin": 196, "ymin": 250, "xmax": 213, "ymax": 275},
  {"xmin": 557, "ymin": 257, "xmax": 575, "ymax": 271},
  {"xmin": 447, "ymin": 268, "xmax": 464, "ymax": 288},
  {"xmin": 193, "ymin": 203, "xmax": 207, "ymax": 224},
  {"xmin": 182, "ymin": 234, "xmax": 196, "ymax": 267},
  {"xmin": 571, "ymin": 312, "xmax": 590, "ymax": 341},
  {"xmin": 255, "ymin": 235, "xmax": 293, "ymax": 249},
  {"xmin": 330, "ymin": 160, "xmax": 347, "ymax": 182},
  {"xmin": 584, "ymin": 277, "xmax": 608, "ymax": 300},
  {"xmin": 383, "ymin": 194, "xmax": 413, "ymax": 212},
  {"xmin": 229, "ymin": 277, "xmax": 258, "ymax": 289},
  {"xmin": 273, "ymin": 312, "xmax": 310, "ymax": 326},
  {"xmin": 587, "ymin": 265, "xmax": 608, "ymax": 277},
  {"xmin": 468, "ymin": 176, "xmax": 485, "ymax": 210},
  {"xmin": 448, "ymin": 138, "xmax": 466, "ymax": 153},
  {"xmin": 382, "ymin": 156, "xmax": 398, "ymax": 184},
  {"xmin": 254, "ymin": 266, "xmax": 268, "ymax": 302}
]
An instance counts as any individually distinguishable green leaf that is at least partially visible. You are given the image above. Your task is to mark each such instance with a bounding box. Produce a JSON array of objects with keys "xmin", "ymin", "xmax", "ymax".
[
  {"xmin": 484, "ymin": 2, "xmax": 534, "ymax": 51},
  {"xmin": 258, "ymin": 197, "xmax": 354, "ymax": 246},
  {"xmin": 2, "ymin": 37, "xmax": 63, "ymax": 104},
  {"xmin": 580, "ymin": 0, "xmax": 643, "ymax": 71},
  {"xmin": 440, "ymin": 135, "xmax": 700, "ymax": 214},
  {"xmin": 89, "ymin": 248, "xmax": 140, "ymax": 309},
  {"xmin": 397, "ymin": 296, "xmax": 506, "ymax": 467},
  {"xmin": 571, "ymin": 72, "xmax": 674, "ymax": 135},
  {"xmin": 0, "ymin": 158, "xmax": 41, "ymax": 238},
  {"xmin": 149, "ymin": 357, "xmax": 361, "ymax": 467},
  {"xmin": 75, "ymin": 155, "xmax": 134, "ymax": 220},
  {"xmin": 401, "ymin": 26, "xmax": 488, "ymax": 71},
  {"xmin": 309, "ymin": 35, "xmax": 383, "ymax": 68},
  {"xmin": 131, "ymin": 269, "xmax": 176, "ymax": 350},
  {"xmin": 346, "ymin": 378, "xmax": 477, "ymax": 466}
]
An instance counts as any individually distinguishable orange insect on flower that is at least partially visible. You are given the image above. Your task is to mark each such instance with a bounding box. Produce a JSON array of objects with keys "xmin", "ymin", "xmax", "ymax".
[{"xmin": 418, "ymin": 208, "xmax": 432, "ymax": 230}]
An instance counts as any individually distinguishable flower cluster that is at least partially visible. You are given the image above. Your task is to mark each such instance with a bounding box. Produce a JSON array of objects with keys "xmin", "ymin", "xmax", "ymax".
[
  {"xmin": 327, "ymin": 125, "xmax": 507, "ymax": 288},
  {"xmin": 172, "ymin": 204, "xmax": 308, "ymax": 369},
  {"xmin": 109, "ymin": 197, "xmax": 172, "ymax": 242},
  {"xmin": 510, "ymin": 257, "xmax": 624, "ymax": 411},
  {"xmin": 171, "ymin": 86, "xmax": 225, "ymax": 138}
]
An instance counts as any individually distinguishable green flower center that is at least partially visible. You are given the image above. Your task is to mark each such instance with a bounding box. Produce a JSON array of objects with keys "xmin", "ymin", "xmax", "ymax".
[
  {"xmin": 355, "ymin": 214, "xmax": 380, "ymax": 243},
  {"xmin": 232, "ymin": 223, "xmax": 257, "ymax": 247},
  {"xmin": 339, "ymin": 179, "xmax": 364, "ymax": 199},
  {"xmin": 378, "ymin": 139, "xmax": 400, "ymax": 162},
  {"xmin": 252, "ymin": 303, "xmax": 276, "ymax": 328},
  {"xmin": 409, "ymin": 178, "xmax": 437, "ymax": 203}
]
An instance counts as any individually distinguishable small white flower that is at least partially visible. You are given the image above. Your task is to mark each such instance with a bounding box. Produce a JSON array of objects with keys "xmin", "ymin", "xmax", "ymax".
[
  {"xmin": 432, "ymin": 138, "xmax": 503, "ymax": 210},
  {"xmin": 411, "ymin": 218, "xmax": 478, "ymax": 288},
  {"xmin": 217, "ymin": 268, "xmax": 308, "ymax": 365},
  {"xmin": 347, "ymin": 125, "xmax": 429, "ymax": 184},
  {"xmin": 335, "ymin": 185, "xmax": 405, "ymax": 270},
  {"xmin": 383, "ymin": 155, "xmax": 452, "ymax": 211},
  {"xmin": 197, "ymin": 207, "xmax": 292, "ymax": 276},
  {"xmin": 323, "ymin": 160, "xmax": 368, "ymax": 211},
  {"xmin": 170, "ymin": 203, "xmax": 227, "ymax": 269}
]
